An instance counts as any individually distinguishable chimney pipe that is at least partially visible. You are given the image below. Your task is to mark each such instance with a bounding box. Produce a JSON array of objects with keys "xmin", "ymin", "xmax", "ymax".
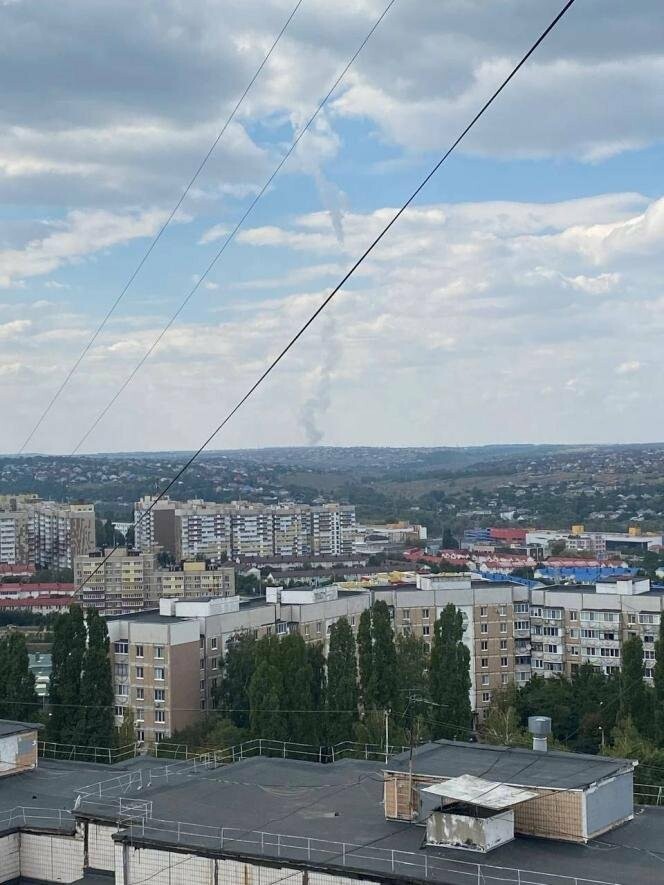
[{"xmin": 528, "ymin": 716, "xmax": 552, "ymax": 753}]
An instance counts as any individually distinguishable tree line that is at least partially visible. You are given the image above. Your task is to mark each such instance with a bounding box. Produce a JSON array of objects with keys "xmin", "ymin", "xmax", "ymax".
[{"xmin": 181, "ymin": 600, "xmax": 472, "ymax": 749}]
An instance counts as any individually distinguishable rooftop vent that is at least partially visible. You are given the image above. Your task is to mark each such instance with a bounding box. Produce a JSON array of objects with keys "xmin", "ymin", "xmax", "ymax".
[{"xmin": 528, "ymin": 716, "xmax": 552, "ymax": 753}]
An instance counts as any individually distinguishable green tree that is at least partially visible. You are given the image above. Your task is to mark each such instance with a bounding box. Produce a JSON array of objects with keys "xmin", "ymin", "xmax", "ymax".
[
  {"xmin": 429, "ymin": 604, "xmax": 472, "ymax": 740},
  {"xmin": 48, "ymin": 604, "xmax": 86, "ymax": 744},
  {"xmin": 116, "ymin": 706, "xmax": 136, "ymax": 749},
  {"xmin": 394, "ymin": 634, "xmax": 430, "ymax": 743},
  {"xmin": 357, "ymin": 609, "xmax": 373, "ymax": 707},
  {"xmin": 480, "ymin": 685, "xmax": 530, "ymax": 747},
  {"xmin": 79, "ymin": 609, "xmax": 115, "ymax": 748},
  {"xmin": 654, "ymin": 618, "xmax": 664, "ymax": 746},
  {"xmin": 220, "ymin": 632, "xmax": 256, "ymax": 728},
  {"xmin": 327, "ymin": 618, "xmax": 359, "ymax": 744},
  {"xmin": 306, "ymin": 642, "xmax": 327, "ymax": 744},
  {"xmin": 621, "ymin": 636, "xmax": 651, "ymax": 737},
  {"xmin": 370, "ymin": 601, "xmax": 397, "ymax": 711},
  {"xmin": 280, "ymin": 634, "xmax": 315, "ymax": 743},
  {"xmin": 249, "ymin": 636, "xmax": 285, "ymax": 739},
  {"xmin": 0, "ymin": 633, "xmax": 38, "ymax": 721}
]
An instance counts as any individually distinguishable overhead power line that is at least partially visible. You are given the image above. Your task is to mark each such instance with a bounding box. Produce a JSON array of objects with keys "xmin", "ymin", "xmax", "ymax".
[
  {"xmin": 16, "ymin": 0, "xmax": 307, "ymax": 456},
  {"xmin": 71, "ymin": 0, "xmax": 577, "ymax": 598},
  {"xmin": 68, "ymin": 0, "xmax": 399, "ymax": 456}
]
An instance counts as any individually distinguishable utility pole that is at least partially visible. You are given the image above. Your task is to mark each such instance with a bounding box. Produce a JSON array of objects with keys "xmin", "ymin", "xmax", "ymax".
[{"xmin": 384, "ymin": 708, "xmax": 390, "ymax": 763}]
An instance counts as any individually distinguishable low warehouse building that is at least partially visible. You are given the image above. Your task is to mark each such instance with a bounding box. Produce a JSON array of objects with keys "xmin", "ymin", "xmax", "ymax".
[{"xmin": 383, "ymin": 740, "xmax": 636, "ymax": 843}]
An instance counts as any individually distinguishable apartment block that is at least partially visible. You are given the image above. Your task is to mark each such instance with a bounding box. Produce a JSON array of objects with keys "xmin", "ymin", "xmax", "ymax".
[
  {"xmin": 0, "ymin": 496, "xmax": 95, "ymax": 569},
  {"xmin": 76, "ymin": 549, "xmax": 235, "ymax": 615},
  {"xmin": 134, "ymin": 496, "xmax": 357, "ymax": 562},
  {"xmin": 155, "ymin": 559, "xmax": 235, "ymax": 598},
  {"xmin": 76, "ymin": 548, "xmax": 160, "ymax": 616},
  {"xmin": 106, "ymin": 612, "xmax": 200, "ymax": 743}
]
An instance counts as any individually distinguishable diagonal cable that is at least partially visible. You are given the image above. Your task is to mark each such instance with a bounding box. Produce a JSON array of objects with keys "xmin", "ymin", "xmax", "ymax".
[
  {"xmin": 71, "ymin": 0, "xmax": 578, "ymax": 596},
  {"xmin": 17, "ymin": 0, "xmax": 306, "ymax": 455}
]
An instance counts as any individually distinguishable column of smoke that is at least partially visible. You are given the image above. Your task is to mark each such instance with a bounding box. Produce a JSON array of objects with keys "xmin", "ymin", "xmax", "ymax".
[{"xmin": 301, "ymin": 315, "xmax": 340, "ymax": 446}]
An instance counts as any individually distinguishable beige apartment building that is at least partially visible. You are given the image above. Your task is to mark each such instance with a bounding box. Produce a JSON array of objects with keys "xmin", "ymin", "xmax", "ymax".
[
  {"xmin": 106, "ymin": 611, "xmax": 201, "ymax": 743},
  {"xmin": 133, "ymin": 496, "xmax": 357, "ymax": 562},
  {"xmin": 105, "ymin": 573, "xmax": 664, "ymax": 740},
  {"xmin": 76, "ymin": 548, "xmax": 235, "ymax": 616}
]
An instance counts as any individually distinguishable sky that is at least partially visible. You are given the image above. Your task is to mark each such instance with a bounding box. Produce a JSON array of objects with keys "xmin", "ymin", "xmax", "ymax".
[{"xmin": 2, "ymin": 0, "xmax": 664, "ymax": 454}]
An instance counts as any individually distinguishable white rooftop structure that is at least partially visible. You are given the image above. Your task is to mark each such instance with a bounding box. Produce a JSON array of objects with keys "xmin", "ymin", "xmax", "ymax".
[{"xmin": 422, "ymin": 776, "xmax": 537, "ymax": 811}]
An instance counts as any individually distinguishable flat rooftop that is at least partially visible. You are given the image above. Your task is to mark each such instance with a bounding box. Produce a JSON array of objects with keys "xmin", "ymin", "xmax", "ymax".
[
  {"xmin": 0, "ymin": 719, "xmax": 41, "ymax": 737},
  {"xmin": 80, "ymin": 755, "xmax": 662, "ymax": 885},
  {"xmin": 105, "ymin": 611, "xmax": 191, "ymax": 624},
  {"xmin": 386, "ymin": 740, "xmax": 633, "ymax": 789},
  {"xmin": 2, "ymin": 753, "xmax": 663, "ymax": 884}
]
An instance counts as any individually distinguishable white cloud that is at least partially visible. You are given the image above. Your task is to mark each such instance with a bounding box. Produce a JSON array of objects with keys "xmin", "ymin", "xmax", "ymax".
[
  {"xmin": 198, "ymin": 224, "xmax": 230, "ymax": 245},
  {"xmin": 5, "ymin": 190, "xmax": 664, "ymax": 452},
  {"xmin": 0, "ymin": 208, "xmax": 183, "ymax": 288},
  {"xmin": 0, "ymin": 319, "xmax": 31, "ymax": 339}
]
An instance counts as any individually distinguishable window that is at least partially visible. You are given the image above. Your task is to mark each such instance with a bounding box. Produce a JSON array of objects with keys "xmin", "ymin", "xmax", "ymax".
[
  {"xmin": 350, "ymin": 616, "xmax": 356, "ymax": 627},
  {"xmin": 569, "ymin": 646, "xmax": 579, "ymax": 656},
  {"xmin": 482, "ymin": 674, "xmax": 490, "ymax": 686},
  {"xmin": 481, "ymin": 640, "xmax": 488, "ymax": 651},
  {"xmin": 569, "ymin": 610, "xmax": 578, "ymax": 621},
  {"xmin": 423, "ymin": 625, "xmax": 430, "ymax": 636},
  {"xmin": 482, "ymin": 692, "xmax": 491, "ymax": 703},
  {"xmin": 135, "ymin": 708, "xmax": 144, "ymax": 722},
  {"xmin": 644, "ymin": 650, "xmax": 656, "ymax": 660},
  {"xmin": 200, "ymin": 679, "xmax": 205, "ymax": 691},
  {"xmin": 155, "ymin": 646, "xmax": 164, "ymax": 659},
  {"xmin": 304, "ymin": 624, "xmax": 310, "ymax": 637},
  {"xmin": 116, "ymin": 684, "xmax": 129, "ymax": 697},
  {"xmin": 137, "ymin": 730, "xmax": 145, "ymax": 742},
  {"xmin": 500, "ymin": 656, "xmax": 508, "ymax": 667},
  {"xmin": 640, "ymin": 613, "xmax": 657, "ymax": 625},
  {"xmin": 627, "ymin": 613, "xmax": 637, "ymax": 624},
  {"xmin": 136, "ymin": 666, "xmax": 144, "ymax": 679},
  {"xmin": 585, "ymin": 647, "xmax": 597, "ymax": 657},
  {"xmin": 498, "ymin": 605, "xmax": 507, "ymax": 616},
  {"xmin": 543, "ymin": 608, "xmax": 562, "ymax": 620},
  {"xmin": 114, "ymin": 662, "xmax": 128, "ymax": 678},
  {"xmin": 644, "ymin": 634, "xmax": 655, "ymax": 644},
  {"xmin": 500, "ymin": 639, "xmax": 507, "ymax": 650},
  {"xmin": 402, "ymin": 609, "xmax": 410, "ymax": 621},
  {"xmin": 266, "ymin": 625, "xmax": 273, "ymax": 636},
  {"xmin": 210, "ymin": 637, "xmax": 217, "ymax": 650},
  {"xmin": 501, "ymin": 674, "xmax": 509, "ymax": 685},
  {"xmin": 155, "ymin": 689, "xmax": 165, "ymax": 702},
  {"xmin": 569, "ymin": 629, "xmax": 579, "ymax": 639},
  {"xmin": 480, "ymin": 623, "xmax": 488, "ymax": 634},
  {"xmin": 316, "ymin": 622, "xmax": 322, "ymax": 635},
  {"xmin": 155, "ymin": 732, "xmax": 166, "ymax": 743},
  {"xmin": 582, "ymin": 629, "xmax": 597, "ymax": 639},
  {"xmin": 514, "ymin": 603, "xmax": 529, "ymax": 613},
  {"xmin": 276, "ymin": 622, "xmax": 287, "ymax": 635},
  {"xmin": 114, "ymin": 641, "xmax": 128, "ymax": 655},
  {"xmin": 422, "ymin": 608, "xmax": 430, "ymax": 619},
  {"xmin": 211, "ymin": 657, "xmax": 218, "ymax": 670},
  {"xmin": 480, "ymin": 606, "xmax": 488, "ymax": 617},
  {"xmin": 155, "ymin": 667, "xmax": 165, "ymax": 681},
  {"xmin": 136, "ymin": 687, "xmax": 144, "ymax": 700},
  {"xmin": 481, "ymin": 657, "xmax": 488, "ymax": 668},
  {"xmin": 114, "ymin": 706, "xmax": 124, "ymax": 717},
  {"xmin": 533, "ymin": 659, "xmax": 543, "ymax": 669},
  {"xmin": 135, "ymin": 644, "xmax": 144, "ymax": 658},
  {"xmin": 602, "ymin": 647, "xmax": 620, "ymax": 658},
  {"xmin": 499, "ymin": 622, "xmax": 507, "ymax": 634},
  {"xmin": 200, "ymin": 659, "xmax": 205, "ymax": 671},
  {"xmin": 543, "ymin": 626, "xmax": 559, "ymax": 636},
  {"xmin": 515, "ymin": 621, "xmax": 529, "ymax": 630},
  {"xmin": 155, "ymin": 710, "xmax": 166, "ymax": 724},
  {"xmin": 546, "ymin": 644, "xmax": 559, "ymax": 654}
]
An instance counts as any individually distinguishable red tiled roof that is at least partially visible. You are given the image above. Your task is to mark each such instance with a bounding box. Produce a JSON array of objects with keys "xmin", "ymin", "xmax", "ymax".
[{"xmin": 0, "ymin": 595, "xmax": 74, "ymax": 609}]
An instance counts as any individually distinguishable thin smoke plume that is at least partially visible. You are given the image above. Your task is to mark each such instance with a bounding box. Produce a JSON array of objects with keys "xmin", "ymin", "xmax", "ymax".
[{"xmin": 301, "ymin": 315, "xmax": 340, "ymax": 445}]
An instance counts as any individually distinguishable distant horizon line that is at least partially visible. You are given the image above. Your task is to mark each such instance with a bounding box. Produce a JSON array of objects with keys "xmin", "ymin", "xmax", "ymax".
[{"xmin": 3, "ymin": 441, "xmax": 664, "ymax": 458}]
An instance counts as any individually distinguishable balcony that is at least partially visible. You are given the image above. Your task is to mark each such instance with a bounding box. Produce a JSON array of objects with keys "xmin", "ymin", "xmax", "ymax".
[{"xmin": 514, "ymin": 628, "xmax": 530, "ymax": 639}]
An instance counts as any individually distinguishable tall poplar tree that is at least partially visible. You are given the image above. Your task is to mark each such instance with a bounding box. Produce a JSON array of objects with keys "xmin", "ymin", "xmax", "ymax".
[
  {"xmin": 280, "ymin": 634, "xmax": 314, "ymax": 743},
  {"xmin": 221, "ymin": 632, "xmax": 256, "ymax": 728},
  {"xmin": 79, "ymin": 609, "xmax": 115, "ymax": 748},
  {"xmin": 48, "ymin": 604, "xmax": 86, "ymax": 744},
  {"xmin": 249, "ymin": 635, "xmax": 285, "ymax": 739},
  {"xmin": 429, "ymin": 604, "xmax": 472, "ymax": 740},
  {"xmin": 370, "ymin": 601, "xmax": 397, "ymax": 711},
  {"xmin": 0, "ymin": 634, "xmax": 38, "ymax": 721},
  {"xmin": 327, "ymin": 617, "xmax": 358, "ymax": 744},
  {"xmin": 357, "ymin": 609, "xmax": 373, "ymax": 707},
  {"xmin": 306, "ymin": 642, "xmax": 327, "ymax": 744},
  {"xmin": 620, "ymin": 635, "xmax": 650, "ymax": 737},
  {"xmin": 654, "ymin": 618, "xmax": 664, "ymax": 746}
]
